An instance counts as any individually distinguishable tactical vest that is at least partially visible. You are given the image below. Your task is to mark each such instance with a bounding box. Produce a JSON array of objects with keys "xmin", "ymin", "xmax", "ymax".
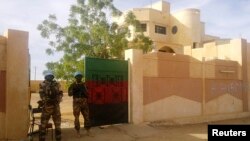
[
  {"xmin": 40, "ymin": 80, "xmax": 61, "ymax": 103},
  {"xmin": 71, "ymin": 82, "xmax": 88, "ymax": 99}
]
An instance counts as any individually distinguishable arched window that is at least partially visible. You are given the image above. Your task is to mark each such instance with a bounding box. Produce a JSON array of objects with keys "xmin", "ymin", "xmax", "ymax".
[{"xmin": 158, "ymin": 46, "xmax": 175, "ymax": 53}]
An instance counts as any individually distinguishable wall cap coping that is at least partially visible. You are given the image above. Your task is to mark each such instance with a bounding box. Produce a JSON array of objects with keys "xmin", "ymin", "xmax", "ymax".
[{"xmin": 0, "ymin": 36, "xmax": 6, "ymax": 45}]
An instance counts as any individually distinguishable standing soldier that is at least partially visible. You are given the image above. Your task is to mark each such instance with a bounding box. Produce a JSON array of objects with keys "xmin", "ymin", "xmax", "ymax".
[
  {"xmin": 68, "ymin": 71, "xmax": 91, "ymax": 137},
  {"xmin": 39, "ymin": 71, "xmax": 63, "ymax": 141}
]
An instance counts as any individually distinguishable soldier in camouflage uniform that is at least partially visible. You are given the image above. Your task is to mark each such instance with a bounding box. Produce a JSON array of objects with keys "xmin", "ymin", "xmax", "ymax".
[
  {"xmin": 39, "ymin": 71, "xmax": 63, "ymax": 141},
  {"xmin": 68, "ymin": 71, "xmax": 91, "ymax": 137}
]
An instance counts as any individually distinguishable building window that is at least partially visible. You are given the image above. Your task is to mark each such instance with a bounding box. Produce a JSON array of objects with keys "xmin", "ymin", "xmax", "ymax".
[
  {"xmin": 172, "ymin": 26, "xmax": 178, "ymax": 34},
  {"xmin": 192, "ymin": 42, "xmax": 199, "ymax": 49},
  {"xmin": 136, "ymin": 23, "xmax": 147, "ymax": 32},
  {"xmin": 155, "ymin": 25, "xmax": 166, "ymax": 35}
]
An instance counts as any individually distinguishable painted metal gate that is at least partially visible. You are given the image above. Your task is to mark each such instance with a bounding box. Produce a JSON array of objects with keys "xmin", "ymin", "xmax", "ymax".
[{"xmin": 85, "ymin": 57, "xmax": 128, "ymax": 126}]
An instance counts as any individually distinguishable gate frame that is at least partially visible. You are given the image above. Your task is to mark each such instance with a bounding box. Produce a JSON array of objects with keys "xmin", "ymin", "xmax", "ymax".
[{"xmin": 125, "ymin": 49, "xmax": 144, "ymax": 124}]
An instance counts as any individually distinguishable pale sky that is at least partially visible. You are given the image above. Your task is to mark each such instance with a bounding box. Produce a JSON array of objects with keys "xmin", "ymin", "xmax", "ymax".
[{"xmin": 0, "ymin": 0, "xmax": 250, "ymax": 80}]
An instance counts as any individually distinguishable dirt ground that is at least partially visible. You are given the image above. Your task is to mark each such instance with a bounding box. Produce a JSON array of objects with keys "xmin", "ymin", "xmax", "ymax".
[
  {"xmin": 29, "ymin": 93, "xmax": 250, "ymax": 141},
  {"xmin": 30, "ymin": 93, "xmax": 76, "ymax": 126}
]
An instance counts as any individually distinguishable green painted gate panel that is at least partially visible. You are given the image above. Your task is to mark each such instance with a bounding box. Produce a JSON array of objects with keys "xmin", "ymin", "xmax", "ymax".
[{"xmin": 85, "ymin": 57, "xmax": 128, "ymax": 126}]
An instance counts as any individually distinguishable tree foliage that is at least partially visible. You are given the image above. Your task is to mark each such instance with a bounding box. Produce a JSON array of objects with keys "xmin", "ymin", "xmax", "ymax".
[{"xmin": 38, "ymin": 0, "xmax": 152, "ymax": 81}]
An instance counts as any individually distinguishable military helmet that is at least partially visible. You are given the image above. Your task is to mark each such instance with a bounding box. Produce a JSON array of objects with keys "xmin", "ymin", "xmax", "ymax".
[
  {"xmin": 44, "ymin": 70, "xmax": 54, "ymax": 77},
  {"xmin": 74, "ymin": 71, "xmax": 83, "ymax": 78}
]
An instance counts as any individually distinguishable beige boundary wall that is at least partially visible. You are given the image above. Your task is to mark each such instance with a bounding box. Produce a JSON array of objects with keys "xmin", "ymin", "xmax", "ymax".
[
  {"xmin": 30, "ymin": 80, "xmax": 68, "ymax": 93},
  {"xmin": 126, "ymin": 48, "xmax": 250, "ymax": 124},
  {"xmin": 0, "ymin": 29, "xmax": 29, "ymax": 140}
]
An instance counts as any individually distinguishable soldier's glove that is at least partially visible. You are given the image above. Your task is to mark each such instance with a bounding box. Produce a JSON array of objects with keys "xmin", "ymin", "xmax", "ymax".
[{"xmin": 37, "ymin": 100, "xmax": 45, "ymax": 108}]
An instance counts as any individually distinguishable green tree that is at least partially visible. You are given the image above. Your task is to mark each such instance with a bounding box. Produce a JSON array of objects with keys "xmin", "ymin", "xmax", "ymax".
[
  {"xmin": 38, "ymin": 0, "xmax": 152, "ymax": 81},
  {"xmin": 124, "ymin": 12, "xmax": 153, "ymax": 53}
]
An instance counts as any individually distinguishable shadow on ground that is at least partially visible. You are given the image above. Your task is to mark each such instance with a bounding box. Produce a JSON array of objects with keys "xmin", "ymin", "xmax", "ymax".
[{"xmin": 28, "ymin": 117, "xmax": 250, "ymax": 141}]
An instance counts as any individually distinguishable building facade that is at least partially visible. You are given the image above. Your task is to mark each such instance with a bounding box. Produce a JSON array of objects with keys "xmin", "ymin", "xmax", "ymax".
[
  {"xmin": 113, "ymin": 0, "xmax": 222, "ymax": 53},
  {"xmin": 121, "ymin": 1, "xmax": 250, "ymax": 124}
]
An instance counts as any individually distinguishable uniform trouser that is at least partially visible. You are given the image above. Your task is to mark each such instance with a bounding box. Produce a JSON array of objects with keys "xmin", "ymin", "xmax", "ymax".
[
  {"xmin": 73, "ymin": 98, "xmax": 91, "ymax": 131},
  {"xmin": 39, "ymin": 104, "xmax": 61, "ymax": 141}
]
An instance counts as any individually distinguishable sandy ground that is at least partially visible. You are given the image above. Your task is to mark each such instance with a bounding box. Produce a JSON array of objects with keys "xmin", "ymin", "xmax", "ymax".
[
  {"xmin": 30, "ymin": 93, "xmax": 77, "ymax": 126},
  {"xmin": 29, "ymin": 93, "xmax": 250, "ymax": 141}
]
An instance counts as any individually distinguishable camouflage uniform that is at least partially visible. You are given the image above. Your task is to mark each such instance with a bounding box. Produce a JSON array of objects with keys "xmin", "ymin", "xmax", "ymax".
[
  {"xmin": 68, "ymin": 82, "xmax": 91, "ymax": 132},
  {"xmin": 39, "ymin": 80, "xmax": 63, "ymax": 141}
]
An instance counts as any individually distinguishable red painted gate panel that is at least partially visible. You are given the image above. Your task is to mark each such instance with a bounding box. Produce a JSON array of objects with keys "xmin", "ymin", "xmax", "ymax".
[{"xmin": 0, "ymin": 71, "xmax": 6, "ymax": 113}]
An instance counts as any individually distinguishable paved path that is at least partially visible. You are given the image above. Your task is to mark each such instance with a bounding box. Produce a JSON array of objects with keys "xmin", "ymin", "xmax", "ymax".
[{"xmin": 29, "ymin": 117, "xmax": 250, "ymax": 141}]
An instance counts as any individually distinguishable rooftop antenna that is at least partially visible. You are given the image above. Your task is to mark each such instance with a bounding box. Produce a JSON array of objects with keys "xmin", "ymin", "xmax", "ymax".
[{"xmin": 34, "ymin": 66, "xmax": 36, "ymax": 80}]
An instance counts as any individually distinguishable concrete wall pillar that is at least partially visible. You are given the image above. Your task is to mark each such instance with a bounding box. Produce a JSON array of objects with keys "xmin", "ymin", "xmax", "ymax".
[
  {"xmin": 125, "ymin": 49, "xmax": 144, "ymax": 124},
  {"xmin": 241, "ymin": 39, "xmax": 248, "ymax": 112},
  {"xmin": 246, "ymin": 42, "xmax": 250, "ymax": 112},
  {"xmin": 5, "ymin": 29, "xmax": 29, "ymax": 139},
  {"xmin": 0, "ymin": 35, "xmax": 7, "ymax": 140}
]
